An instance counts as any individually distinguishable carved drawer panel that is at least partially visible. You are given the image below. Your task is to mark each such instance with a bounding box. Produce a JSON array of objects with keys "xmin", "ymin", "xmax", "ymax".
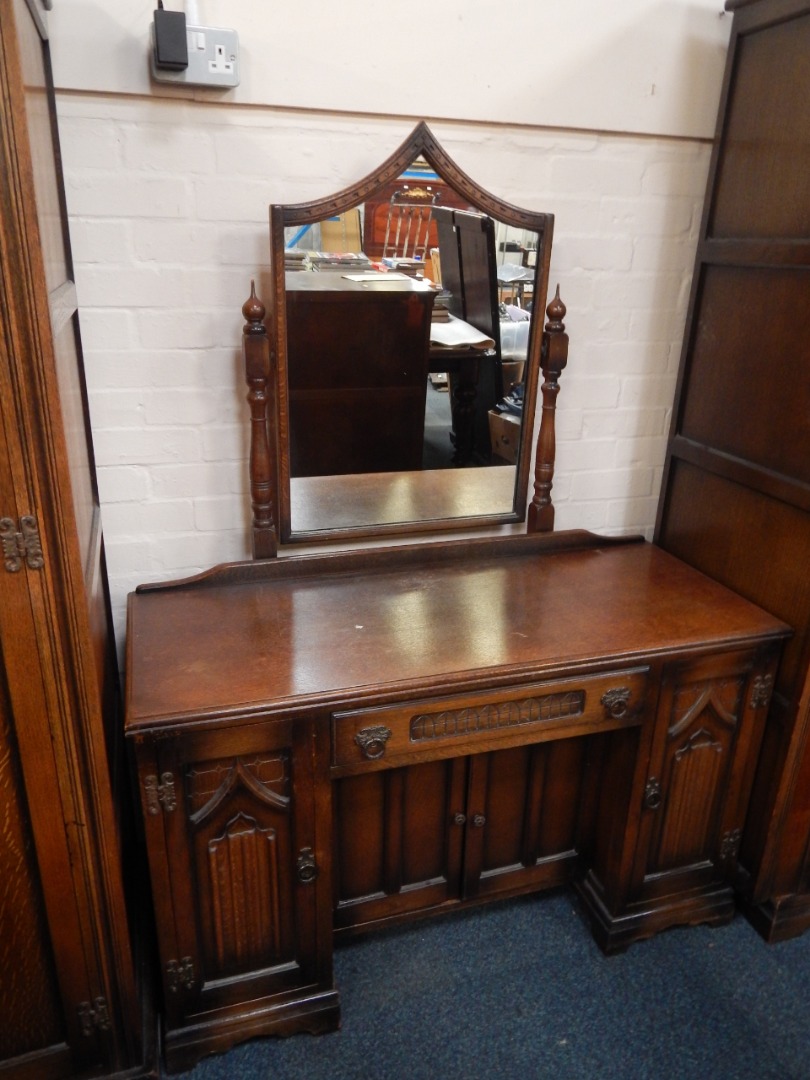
[{"xmin": 331, "ymin": 668, "xmax": 649, "ymax": 773}]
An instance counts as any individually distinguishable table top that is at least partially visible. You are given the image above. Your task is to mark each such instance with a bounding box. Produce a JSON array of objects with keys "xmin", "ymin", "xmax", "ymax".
[
  {"xmin": 286, "ymin": 270, "xmax": 437, "ymax": 300},
  {"xmin": 125, "ymin": 536, "xmax": 790, "ymax": 732}
]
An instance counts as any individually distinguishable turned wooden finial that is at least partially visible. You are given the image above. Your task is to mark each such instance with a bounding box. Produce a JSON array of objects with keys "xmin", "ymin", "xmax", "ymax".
[
  {"xmin": 242, "ymin": 280, "xmax": 266, "ymax": 327},
  {"xmin": 527, "ymin": 284, "xmax": 569, "ymax": 534},
  {"xmin": 545, "ymin": 283, "xmax": 566, "ymax": 327},
  {"xmin": 542, "ymin": 284, "xmax": 568, "ymax": 377},
  {"xmin": 241, "ymin": 282, "xmax": 278, "ymax": 559}
]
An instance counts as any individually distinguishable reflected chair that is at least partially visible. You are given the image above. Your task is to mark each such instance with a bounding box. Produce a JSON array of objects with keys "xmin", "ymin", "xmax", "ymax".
[{"xmin": 382, "ymin": 186, "xmax": 439, "ymax": 261}]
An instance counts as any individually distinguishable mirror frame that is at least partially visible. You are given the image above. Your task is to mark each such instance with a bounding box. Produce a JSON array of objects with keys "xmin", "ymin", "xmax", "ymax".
[{"xmin": 267, "ymin": 122, "xmax": 555, "ymax": 546}]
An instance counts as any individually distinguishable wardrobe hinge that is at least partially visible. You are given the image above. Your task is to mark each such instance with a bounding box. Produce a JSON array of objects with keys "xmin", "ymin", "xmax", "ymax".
[
  {"xmin": 166, "ymin": 957, "xmax": 195, "ymax": 993},
  {"xmin": 77, "ymin": 996, "xmax": 111, "ymax": 1037},
  {"xmin": 0, "ymin": 515, "xmax": 44, "ymax": 573},
  {"xmin": 143, "ymin": 772, "xmax": 177, "ymax": 815}
]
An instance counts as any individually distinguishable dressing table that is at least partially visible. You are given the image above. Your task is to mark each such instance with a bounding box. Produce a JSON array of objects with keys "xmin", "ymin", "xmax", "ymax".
[{"xmin": 124, "ymin": 125, "xmax": 790, "ymax": 1073}]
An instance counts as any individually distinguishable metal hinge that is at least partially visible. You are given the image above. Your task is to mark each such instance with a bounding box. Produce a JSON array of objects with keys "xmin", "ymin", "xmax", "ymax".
[
  {"xmin": 0, "ymin": 515, "xmax": 44, "ymax": 573},
  {"xmin": 750, "ymin": 674, "xmax": 774, "ymax": 710},
  {"xmin": 166, "ymin": 957, "xmax": 195, "ymax": 993},
  {"xmin": 77, "ymin": 996, "xmax": 111, "ymax": 1037},
  {"xmin": 143, "ymin": 772, "xmax": 177, "ymax": 815}
]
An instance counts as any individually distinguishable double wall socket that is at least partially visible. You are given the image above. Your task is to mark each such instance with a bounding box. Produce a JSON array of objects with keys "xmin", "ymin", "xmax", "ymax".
[{"xmin": 151, "ymin": 24, "xmax": 240, "ymax": 88}]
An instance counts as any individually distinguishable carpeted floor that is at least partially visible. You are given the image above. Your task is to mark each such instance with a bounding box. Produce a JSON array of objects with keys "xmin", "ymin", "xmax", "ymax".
[{"xmin": 168, "ymin": 890, "xmax": 810, "ymax": 1080}]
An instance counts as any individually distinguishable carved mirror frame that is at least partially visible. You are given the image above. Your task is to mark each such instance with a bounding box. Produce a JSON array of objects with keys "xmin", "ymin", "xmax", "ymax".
[{"xmin": 245, "ymin": 122, "xmax": 561, "ymax": 551}]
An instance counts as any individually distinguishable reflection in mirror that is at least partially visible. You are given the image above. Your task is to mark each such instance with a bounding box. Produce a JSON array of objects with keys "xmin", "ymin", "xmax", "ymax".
[{"xmin": 265, "ymin": 123, "xmax": 556, "ymax": 546}]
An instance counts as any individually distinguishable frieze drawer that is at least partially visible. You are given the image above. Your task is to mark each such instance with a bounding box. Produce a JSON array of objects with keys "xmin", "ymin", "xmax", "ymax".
[{"xmin": 331, "ymin": 668, "xmax": 649, "ymax": 773}]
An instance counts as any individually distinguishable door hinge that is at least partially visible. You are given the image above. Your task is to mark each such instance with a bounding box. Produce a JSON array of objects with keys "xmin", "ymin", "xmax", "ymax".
[
  {"xmin": 0, "ymin": 515, "xmax": 44, "ymax": 573},
  {"xmin": 719, "ymin": 827, "xmax": 742, "ymax": 863},
  {"xmin": 166, "ymin": 956, "xmax": 195, "ymax": 993},
  {"xmin": 143, "ymin": 771, "xmax": 177, "ymax": 815},
  {"xmin": 77, "ymin": 996, "xmax": 111, "ymax": 1037}
]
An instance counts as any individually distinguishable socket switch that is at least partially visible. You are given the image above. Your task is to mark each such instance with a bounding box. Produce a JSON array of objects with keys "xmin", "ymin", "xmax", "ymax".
[{"xmin": 151, "ymin": 23, "xmax": 239, "ymax": 88}]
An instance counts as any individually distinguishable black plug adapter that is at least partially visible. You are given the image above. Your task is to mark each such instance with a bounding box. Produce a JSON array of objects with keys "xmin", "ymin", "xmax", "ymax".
[{"xmin": 154, "ymin": 5, "xmax": 188, "ymax": 71}]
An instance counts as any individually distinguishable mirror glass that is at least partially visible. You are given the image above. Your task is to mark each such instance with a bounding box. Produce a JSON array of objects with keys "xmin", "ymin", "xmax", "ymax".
[{"xmin": 268, "ymin": 123, "xmax": 553, "ymax": 544}]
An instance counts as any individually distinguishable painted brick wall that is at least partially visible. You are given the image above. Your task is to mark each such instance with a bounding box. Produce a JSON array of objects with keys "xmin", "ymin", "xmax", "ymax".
[{"xmin": 56, "ymin": 99, "xmax": 709, "ymax": 653}]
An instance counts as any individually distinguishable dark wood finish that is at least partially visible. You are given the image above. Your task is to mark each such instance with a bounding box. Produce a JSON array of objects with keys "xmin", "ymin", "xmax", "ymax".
[
  {"xmin": 655, "ymin": 0, "xmax": 810, "ymax": 942},
  {"xmin": 126, "ymin": 534, "xmax": 787, "ymax": 1069},
  {"xmin": 130, "ymin": 719, "xmax": 338, "ymax": 1074},
  {"xmin": 266, "ymin": 122, "xmax": 555, "ymax": 545},
  {"xmin": 0, "ymin": 1, "xmax": 147, "ymax": 1076},
  {"xmin": 242, "ymin": 283, "xmax": 277, "ymax": 558},
  {"xmin": 578, "ymin": 646, "xmax": 780, "ymax": 951},
  {"xmin": 528, "ymin": 287, "xmax": 569, "ymax": 532},
  {"xmin": 284, "ymin": 272, "xmax": 436, "ymax": 476},
  {"xmin": 433, "ymin": 207, "xmax": 502, "ymax": 463}
]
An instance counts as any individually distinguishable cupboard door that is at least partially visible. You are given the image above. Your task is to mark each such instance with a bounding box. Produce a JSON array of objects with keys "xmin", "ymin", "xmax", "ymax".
[
  {"xmin": 136, "ymin": 719, "xmax": 335, "ymax": 1069},
  {"xmin": 638, "ymin": 650, "xmax": 775, "ymax": 897},
  {"xmin": 333, "ymin": 757, "xmax": 466, "ymax": 930},
  {"xmin": 333, "ymin": 737, "xmax": 591, "ymax": 930},
  {"xmin": 464, "ymin": 740, "xmax": 585, "ymax": 900}
]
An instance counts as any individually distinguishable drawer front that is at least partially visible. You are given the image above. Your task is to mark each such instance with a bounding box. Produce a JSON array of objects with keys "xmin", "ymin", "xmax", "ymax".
[{"xmin": 332, "ymin": 668, "xmax": 649, "ymax": 772}]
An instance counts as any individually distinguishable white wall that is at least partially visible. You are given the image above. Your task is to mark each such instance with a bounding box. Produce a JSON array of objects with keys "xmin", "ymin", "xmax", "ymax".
[
  {"xmin": 46, "ymin": 1, "xmax": 730, "ymax": 658},
  {"xmin": 48, "ymin": 0, "xmax": 731, "ymax": 138}
]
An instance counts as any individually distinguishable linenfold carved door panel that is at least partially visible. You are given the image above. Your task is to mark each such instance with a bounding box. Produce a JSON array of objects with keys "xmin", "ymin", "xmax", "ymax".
[
  {"xmin": 140, "ymin": 720, "xmax": 328, "ymax": 1041},
  {"xmin": 647, "ymin": 675, "xmax": 742, "ymax": 873},
  {"xmin": 637, "ymin": 649, "xmax": 776, "ymax": 893}
]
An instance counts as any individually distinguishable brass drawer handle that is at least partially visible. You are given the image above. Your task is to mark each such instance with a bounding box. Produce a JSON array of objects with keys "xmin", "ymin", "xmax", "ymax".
[
  {"xmin": 601, "ymin": 687, "xmax": 631, "ymax": 719},
  {"xmin": 355, "ymin": 725, "xmax": 393, "ymax": 760}
]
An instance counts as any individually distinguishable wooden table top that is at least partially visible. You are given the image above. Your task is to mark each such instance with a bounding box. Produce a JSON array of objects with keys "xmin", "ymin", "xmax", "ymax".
[
  {"xmin": 125, "ymin": 536, "xmax": 790, "ymax": 731},
  {"xmin": 286, "ymin": 270, "xmax": 437, "ymax": 300}
]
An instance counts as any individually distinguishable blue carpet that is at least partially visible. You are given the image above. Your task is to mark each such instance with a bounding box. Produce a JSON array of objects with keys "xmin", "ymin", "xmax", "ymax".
[{"xmin": 169, "ymin": 892, "xmax": 810, "ymax": 1079}]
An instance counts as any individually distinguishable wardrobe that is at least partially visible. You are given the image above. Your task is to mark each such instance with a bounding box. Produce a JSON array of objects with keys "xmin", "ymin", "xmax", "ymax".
[{"xmin": 0, "ymin": 1, "xmax": 148, "ymax": 1076}]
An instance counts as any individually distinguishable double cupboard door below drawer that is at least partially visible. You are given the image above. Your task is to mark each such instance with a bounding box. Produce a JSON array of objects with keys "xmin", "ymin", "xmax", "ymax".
[{"xmin": 333, "ymin": 736, "xmax": 599, "ymax": 932}]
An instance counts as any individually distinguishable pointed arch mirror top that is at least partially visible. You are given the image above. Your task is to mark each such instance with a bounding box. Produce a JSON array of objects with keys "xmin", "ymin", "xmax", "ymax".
[{"xmin": 265, "ymin": 122, "xmax": 556, "ymax": 546}]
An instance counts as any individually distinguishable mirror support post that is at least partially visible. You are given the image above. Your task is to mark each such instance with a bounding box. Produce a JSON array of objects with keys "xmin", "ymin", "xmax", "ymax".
[
  {"xmin": 528, "ymin": 287, "xmax": 568, "ymax": 534},
  {"xmin": 242, "ymin": 283, "xmax": 278, "ymax": 558}
]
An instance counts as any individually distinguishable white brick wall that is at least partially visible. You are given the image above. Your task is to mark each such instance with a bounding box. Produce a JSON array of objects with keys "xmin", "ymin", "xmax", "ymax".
[{"xmin": 55, "ymin": 99, "xmax": 709, "ymax": 656}]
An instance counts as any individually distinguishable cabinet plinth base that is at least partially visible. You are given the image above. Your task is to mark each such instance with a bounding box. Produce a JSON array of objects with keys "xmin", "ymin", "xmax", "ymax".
[
  {"xmin": 163, "ymin": 987, "xmax": 341, "ymax": 1075},
  {"xmin": 743, "ymin": 892, "xmax": 810, "ymax": 944},
  {"xmin": 575, "ymin": 871, "xmax": 736, "ymax": 955}
]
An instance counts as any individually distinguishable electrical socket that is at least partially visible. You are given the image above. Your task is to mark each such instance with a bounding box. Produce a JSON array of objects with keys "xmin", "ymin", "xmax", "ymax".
[
  {"xmin": 209, "ymin": 42, "xmax": 234, "ymax": 76},
  {"xmin": 151, "ymin": 24, "xmax": 239, "ymax": 88}
]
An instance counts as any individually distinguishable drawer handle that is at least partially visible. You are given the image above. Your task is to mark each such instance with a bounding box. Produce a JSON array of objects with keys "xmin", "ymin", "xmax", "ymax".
[
  {"xmin": 644, "ymin": 778, "xmax": 662, "ymax": 811},
  {"xmin": 453, "ymin": 812, "xmax": 467, "ymax": 826},
  {"xmin": 601, "ymin": 687, "xmax": 631, "ymax": 719},
  {"xmin": 355, "ymin": 725, "xmax": 393, "ymax": 760},
  {"xmin": 297, "ymin": 847, "xmax": 318, "ymax": 884},
  {"xmin": 471, "ymin": 813, "xmax": 486, "ymax": 828}
]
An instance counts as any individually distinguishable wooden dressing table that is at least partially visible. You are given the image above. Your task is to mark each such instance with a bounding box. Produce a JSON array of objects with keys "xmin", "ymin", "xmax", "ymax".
[
  {"xmin": 126, "ymin": 534, "xmax": 788, "ymax": 1072},
  {"xmin": 124, "ymin": 124, "xmax": 791, "ymax": 1072}
]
